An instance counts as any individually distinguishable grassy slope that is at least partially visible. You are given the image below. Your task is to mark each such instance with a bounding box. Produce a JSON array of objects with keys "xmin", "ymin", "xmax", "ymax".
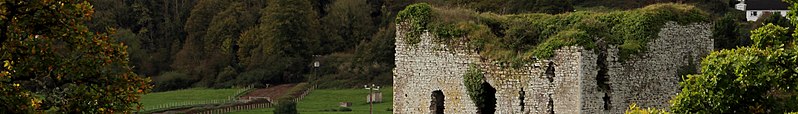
[
  {"xmin": 231, "ymin": 87, "xmax": 394, "ymax": 114},
  {"xmin": 140, "ymin": 88, "xmax": 245, "ymax": 109}
]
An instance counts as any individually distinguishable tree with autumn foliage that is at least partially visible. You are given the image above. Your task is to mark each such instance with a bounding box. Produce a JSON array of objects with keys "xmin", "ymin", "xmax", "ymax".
[{"xmin": 0, "ymin": 0, "xmax": 151, "ymax": 113}]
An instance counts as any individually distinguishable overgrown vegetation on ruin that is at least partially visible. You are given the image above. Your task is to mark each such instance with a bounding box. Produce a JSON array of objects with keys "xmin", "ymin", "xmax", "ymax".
[
  {"xmin": 397, "ymin": 3, "xmax": 709, "ymax": 66},
  {"xmin": 463, "ymin": 64, "xmax": 496, "ymax": 113}
]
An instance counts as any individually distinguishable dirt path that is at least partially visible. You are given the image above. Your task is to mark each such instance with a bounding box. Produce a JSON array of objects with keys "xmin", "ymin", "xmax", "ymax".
[{"xmin": 238, "ymin": 83, "xmax": 297, "ymax": 100}]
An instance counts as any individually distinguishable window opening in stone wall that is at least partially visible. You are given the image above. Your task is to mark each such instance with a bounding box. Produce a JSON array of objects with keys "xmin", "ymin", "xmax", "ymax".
[
  {"xmin": 545, "ymin": 62, "xmax": 555, "ymax": 82},
  {"xmin": 603, "ymin": 93, "xmax": 611, "ymax": 110},
  {"xmin": 677, "ymin": 55, "xmax": 697, "ymax": 82},
  {"xmin": 431, "ymin": 90, "xmax": 445, "ymax": 114},
  {"xmin": 520, "ymin": 89, "xmax": 526, "ymax": 112},
  {"xmin": 545, "ymin": 62, "xmax": 555, "ymax": 114},
  {"xmin": 480, "ymin": 82, "xmax": 497, "ymax": 114},
  {"xmin": 596, "ymin": 47, "xmax": 612, "ymax": 111}
]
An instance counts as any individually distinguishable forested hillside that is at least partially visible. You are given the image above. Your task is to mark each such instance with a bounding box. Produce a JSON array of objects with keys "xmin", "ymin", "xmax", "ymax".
[{"xmin": 86, "ymin": 0, "xmax": 739, "ymax": 91}]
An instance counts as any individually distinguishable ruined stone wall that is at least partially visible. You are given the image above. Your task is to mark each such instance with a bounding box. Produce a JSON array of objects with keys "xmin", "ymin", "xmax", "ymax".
[
  {"xmin": 479, "ymin": 59, "xmax": 550, "ymax": 114},
  {"xmin": 553, "ymin": 47, "xmax": 601, "ymax": 114},
  {"xmin": 392, "ymin": 23, "xmax": 480, "ymax": 113},
  {"xmin": 475, "ymin": 46, "xmax": 595, "ymax": 114},
  {"xmin": 393, "ymin": 21, "xmax": 712, "ymax": 114},
  {"xmin": 604, "ymin": 22, "xmax": 713, "ymax": 113}
]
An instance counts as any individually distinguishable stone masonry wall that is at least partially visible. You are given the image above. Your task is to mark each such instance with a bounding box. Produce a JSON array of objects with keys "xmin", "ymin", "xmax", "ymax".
[
  {"xmin": 604, "ymin": 22, "xmax": 713, "ymax": 113},
  {"xmin": 393, "ymin": 23, "xmax": 480, "ymax": 113},
  {"xmin": 393, "ymin": 21, "xmax": 712, "ymax": 114}
]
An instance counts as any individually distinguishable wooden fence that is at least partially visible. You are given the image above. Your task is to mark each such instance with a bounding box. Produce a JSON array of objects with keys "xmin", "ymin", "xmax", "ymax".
[
  {"xmin": 137, "ymin": 85, "xmax": 255, "ymax": 113},
  {"xmin": 193, "ymin": 103, "xmax": 274, "ymax": 114},
  {"xmin": 196, "ymin": 85, "xmax": 316, "ymax": 114}
]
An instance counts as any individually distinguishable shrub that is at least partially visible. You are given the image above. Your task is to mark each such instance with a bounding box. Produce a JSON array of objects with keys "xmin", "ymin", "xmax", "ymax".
[
  {"xmin": 153, "ymin": 71, "xmax": 195, "ymax": 92},
  {"xmin": 273, "ymin": 100, "xmax": 297, "ymax": 114},
  {"xmin": 396, "ymin": 3, "xmax": 432, "ymax": 45},
  {"xmin": 463, "ymin": 64, "xmax": 496, "ymax": 113},
  {"xmin": 531, "ymin": 29, "xmax": 590, "ymax": 58},
  {"xmin": 235, "ymin": 69, "xmax": 279, "ymax": 88},
  {"xmin": 750, "ymin": 24, "xmax": 790, "ymax": 48},
  {"xmin": 625, "ymin": 103, "xmax": 669, "ymax": 114},
  {"xmin": 213, "ymin": 66, "xmax": 238, "ymax": 88}
]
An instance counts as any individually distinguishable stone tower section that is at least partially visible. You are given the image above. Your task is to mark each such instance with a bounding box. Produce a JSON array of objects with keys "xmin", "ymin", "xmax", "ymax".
[{"xmin": 392, "ymin": 22, "xmax": 480, "ymax": 113}]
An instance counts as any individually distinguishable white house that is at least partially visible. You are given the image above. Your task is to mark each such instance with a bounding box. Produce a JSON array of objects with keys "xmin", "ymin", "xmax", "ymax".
[{"xmin": 736, "ymin": 0, "xmax": 790, "ymax": 21}]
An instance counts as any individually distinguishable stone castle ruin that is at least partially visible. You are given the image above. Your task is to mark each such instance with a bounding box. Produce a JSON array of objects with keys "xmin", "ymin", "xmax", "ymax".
[{"xmin": 392, "ymin": 4, "xmax": 713, "ymax": 114}]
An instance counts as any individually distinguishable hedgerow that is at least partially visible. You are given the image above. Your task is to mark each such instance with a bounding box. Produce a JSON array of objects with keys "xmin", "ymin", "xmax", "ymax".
[{"xmin": 397, "ymin": 3, "xmax": 709, "ymax": 65}]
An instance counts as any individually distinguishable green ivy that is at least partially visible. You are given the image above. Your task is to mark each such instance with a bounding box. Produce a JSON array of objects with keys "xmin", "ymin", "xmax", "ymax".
[
  {"xmin": 463, "ymin": 64, "xmax": 494, "ymax": 113},
  {"xmin": 396, "ymin": 3, "xmax": 432, "ymax": 45},
  {"xmin": 429, "ymin": 22, "xmax": 468, "ymax": 43},
  {"xmin": 396, "ymin": 3, "xmax": 709, "ymax": 65}
]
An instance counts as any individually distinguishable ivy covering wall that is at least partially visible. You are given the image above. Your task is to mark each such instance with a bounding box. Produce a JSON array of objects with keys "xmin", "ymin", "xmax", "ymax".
[{"xmin": 396, "ymin": 3, "xmax": 709, "ymax": 66}]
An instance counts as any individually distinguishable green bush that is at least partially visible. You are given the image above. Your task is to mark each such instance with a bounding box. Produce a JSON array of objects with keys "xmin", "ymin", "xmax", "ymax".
[
  {"xmin": 153, "ymin": 71, "xmax": 195, "ymax": 92},
  {"xmin": 235, "ymin": 69, "xmax": 278, "ymax": 88},
  {"xmin": 396, "ymin": 3, "xmax": 432, "ymax": 45},
  {"xmin": 274, "ymin": 100, "xmax": 298, "ymax": 114},
  {"xmin": 531, "ymin": 29, "xmax": 590, "ymax": 58},
  {"xmin": 625, "ymin": 103, "xmax": 670, "ymax": 114},
  {"xmin": 429, "ymin": 22, "xmax": 468, "ymax": 42},
  {"xmin": 213, "ymin": 66, "xmax": 238, "ymax": 88},
  {"xmin": 463, "ymin": 64, "xmax": 496, "ymax": 113},
  {"xmin": 751, "ymin": 24, "xmax": 790, "ymax": 48}
]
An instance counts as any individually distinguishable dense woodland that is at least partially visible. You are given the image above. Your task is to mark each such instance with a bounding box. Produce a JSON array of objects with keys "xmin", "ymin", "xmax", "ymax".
[
  {"xmin": 84, "ymin": 0, "xmax": 752, "ymax": 91},
  {"xmin": 2, "ymin": 0, "xmax": 797, "ymax": 113}
]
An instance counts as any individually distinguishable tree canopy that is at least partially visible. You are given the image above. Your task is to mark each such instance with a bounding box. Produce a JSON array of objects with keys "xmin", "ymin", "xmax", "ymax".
[
  {"xmin": 0, "ymin": 0, "xmax": 151, "ymax": 113},
  {"xmin": 236, "ymin": 0, "xmax": 320, "ymax": 84}
]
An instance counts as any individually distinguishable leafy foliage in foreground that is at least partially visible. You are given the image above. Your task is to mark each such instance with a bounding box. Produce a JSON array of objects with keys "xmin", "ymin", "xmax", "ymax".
[
  {"xmin": 671, "ymin": 23, "xmax": 798, "ymax": 113},
  {"xmin": 625, "ymin": 103, "xmax": 669, "ymax": 114},
  {"xmin": 620, "ymin": 1, "xmax": 798, "ymax": 113},
  {"xmin": 670, "ymin": 0, "xmax": 798, "ymax": 112},
  {"xmin": 0, "ymin": 0, "xmax": 151, "ymax": 113}
]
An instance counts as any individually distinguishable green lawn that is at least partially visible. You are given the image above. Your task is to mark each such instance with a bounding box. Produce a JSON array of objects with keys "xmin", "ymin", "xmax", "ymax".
[
  {"xmin": 140, "ymin": 88, "xmax": 246, "ymax": 110},
  {"xmin": 231, "ymin": 87, "xmax": 393, "ymax": 114}
]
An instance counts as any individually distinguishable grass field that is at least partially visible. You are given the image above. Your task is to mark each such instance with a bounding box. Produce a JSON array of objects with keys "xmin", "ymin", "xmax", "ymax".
[
  {"xmin": 231, "ymin": 87, "xmax": 394, "ymax": 114},
  {"xmin": 139, "ymin": 88, "xmax": 247, "ymax": 110}
]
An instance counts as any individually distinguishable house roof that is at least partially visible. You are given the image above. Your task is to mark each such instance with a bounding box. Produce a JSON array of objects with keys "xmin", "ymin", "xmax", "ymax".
[{"xmin": 746, "ymin": 0, "xmax": 790, "ymax": 10}]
